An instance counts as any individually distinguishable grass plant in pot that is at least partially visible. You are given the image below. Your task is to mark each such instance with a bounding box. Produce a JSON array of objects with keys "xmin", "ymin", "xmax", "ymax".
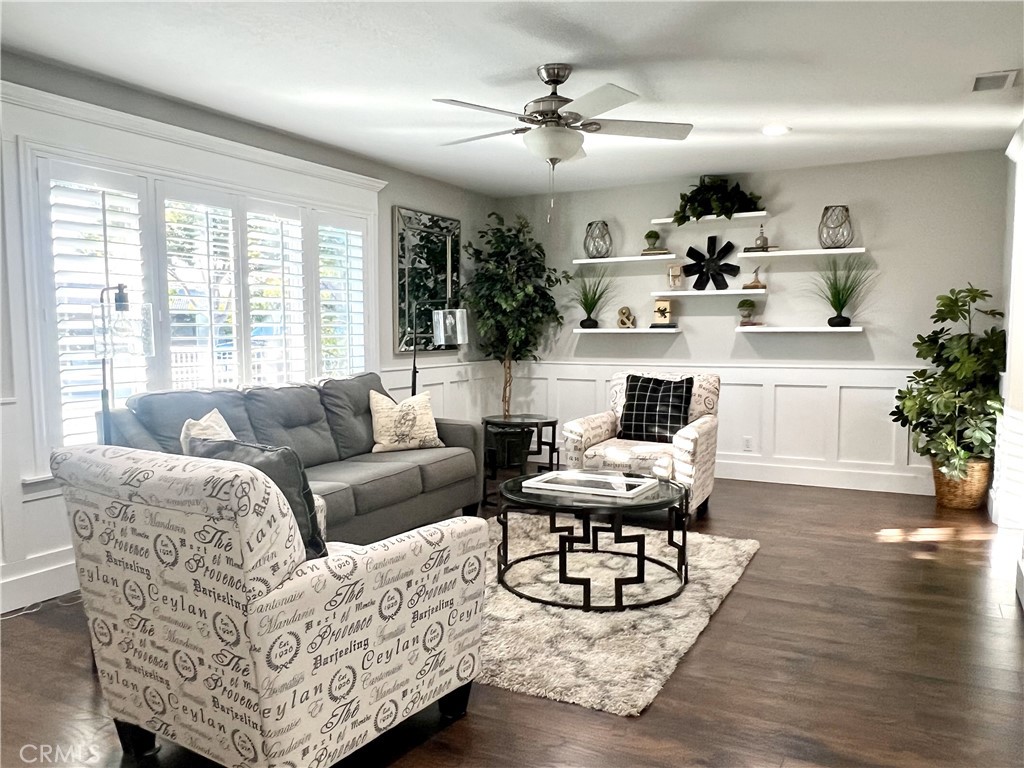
[
  {"xmin": 890, "ymin": 286, "xmax": 1006, "ymax": 509},
  {"xmin": 812, "ymin": 254, "xmax": 873, "ymax": 327},
  {"xmin": 572, "ymin": 268, "xmax": 613, "ymax": 328},
  {"xmin": 462, "ymin": 213, "xmax": 570, "ymax": 418}
]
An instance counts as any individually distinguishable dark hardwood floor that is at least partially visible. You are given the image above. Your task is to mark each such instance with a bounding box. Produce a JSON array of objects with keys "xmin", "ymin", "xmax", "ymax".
[{"xmin": 3, "ymin": 478, "xmax": 1022, "ymax": 768}]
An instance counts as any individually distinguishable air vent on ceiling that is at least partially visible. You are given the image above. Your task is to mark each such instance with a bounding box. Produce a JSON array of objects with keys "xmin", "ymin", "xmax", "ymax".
[{"xmin": 972, "ymin": 69, "xmax": 1022, "ymax": 92}]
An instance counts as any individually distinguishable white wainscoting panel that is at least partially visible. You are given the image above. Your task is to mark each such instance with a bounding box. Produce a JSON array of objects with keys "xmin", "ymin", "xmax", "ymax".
[
  {"xmin": 774, "ymin": 385, "xmax": 830, "ymax": 460},
  {"xmin": 717, "ymin": 383, "xmax": 763, "ymax": 455},
  {"xmin": 991, "ymin": 405, "xmax": 1024, "ymax": 528},
  {"xmin": 838, "ymin": 386, "xmax": 899, "ymax": 465}
]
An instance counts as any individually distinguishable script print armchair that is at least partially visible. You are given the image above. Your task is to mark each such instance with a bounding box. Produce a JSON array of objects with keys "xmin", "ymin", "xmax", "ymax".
[
  {"xmin": 562, "ymin": 370, "xmax": 720, "ymax": 517},
  {"xmin": 51, "ymin": 445, "xmax": 488, "ymax": 767}
]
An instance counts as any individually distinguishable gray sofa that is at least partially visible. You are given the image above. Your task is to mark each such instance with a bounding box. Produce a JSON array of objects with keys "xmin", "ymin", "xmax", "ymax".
[{"xmin": 103, "ymin": 373, "xmax": 483, "ymax": 543}]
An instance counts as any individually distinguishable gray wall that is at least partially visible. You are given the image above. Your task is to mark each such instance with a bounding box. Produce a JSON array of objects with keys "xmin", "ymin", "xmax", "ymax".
[
  {"xmin": 499, "ymin": 150, "xmax": 1009, "ymax": 366},
  {"xmin": 0, "ymin": 51, "xmax": 496, "ymax": 373}
]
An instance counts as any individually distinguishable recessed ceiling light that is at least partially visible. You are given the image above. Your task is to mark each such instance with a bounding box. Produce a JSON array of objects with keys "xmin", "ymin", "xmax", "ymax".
[{"xmin": 762, "ymin": 124, "xmax": 792, "ymax": 136}]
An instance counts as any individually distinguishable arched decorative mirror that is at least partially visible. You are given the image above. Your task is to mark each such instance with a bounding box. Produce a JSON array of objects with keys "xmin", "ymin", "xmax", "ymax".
[{"xmin": 393, "ymin": 206, "xmax": 461, "ymax": 354}]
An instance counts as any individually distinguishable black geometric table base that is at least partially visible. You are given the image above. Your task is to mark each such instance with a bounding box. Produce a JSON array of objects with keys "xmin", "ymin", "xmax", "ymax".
[{"xmin": 497, "ymin": 503, "xmax": 689, "ymax": 612}]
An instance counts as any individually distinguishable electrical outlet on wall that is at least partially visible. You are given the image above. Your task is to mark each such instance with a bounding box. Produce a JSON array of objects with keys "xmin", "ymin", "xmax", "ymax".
[{"xmin": 742, "ymin": 436, "xmax": 755, "ymax": 452}]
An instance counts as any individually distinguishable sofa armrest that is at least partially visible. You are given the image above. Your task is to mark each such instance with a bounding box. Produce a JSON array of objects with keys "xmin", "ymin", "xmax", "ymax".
[
  {"xmin": 435, "ymin": 417, "xmax": 484, "ymax": 486},
  {"xmin": 562, "ymin": 410, "xmax": 618, "ymax": 469},
  {"xmin": 671, "ymin": 414, "xmax": 718, "ymax": 507},
  {"xmin": 249, "ymin": 515, "xmax": 488, "ymax": 763}
]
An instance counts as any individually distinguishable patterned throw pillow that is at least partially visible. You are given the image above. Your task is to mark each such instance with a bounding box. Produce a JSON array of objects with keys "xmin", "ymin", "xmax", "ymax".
[
  {"xmin": 178, "ymin": 408, "xmax": 236, "ymax": 453},
  {"xmin": 369, "ymin": 390, "xmax": 445, "ymax": 453},
  {"xmin": 618, "ymin": 374, "xmax": 694, "ymax": 443}
]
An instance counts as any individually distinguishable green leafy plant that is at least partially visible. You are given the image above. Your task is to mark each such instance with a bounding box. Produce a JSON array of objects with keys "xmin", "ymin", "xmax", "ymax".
[
  {"xmin": 644, "ymin": 229, "xmax": 660, "ymax": 241},
  {"xmin": 736, "ymin": 298, "xmax": 756, "ymax": 310},
  {"xmin": 462, "ymin": 213, "xmax": 571, "ymax": 417},
  {"xmin": 672, "ymin": 175, "xmax": 763, "ymax": 226},
  {"xmin": 890, "ymin": 285, "xmax": 1006, "ymax": 479},
  {"xmin": 572, "ymin": 268, "xmax": 613, "ymax": 319},
  {"xmin": 812, "ymin": 254, "xmax": 873, "ymax": 317}
]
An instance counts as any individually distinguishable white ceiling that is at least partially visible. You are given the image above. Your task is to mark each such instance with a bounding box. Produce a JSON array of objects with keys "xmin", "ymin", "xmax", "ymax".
[{"xmin": 2, "ymin": 2, "xmax": 1022, "ymax": 197}]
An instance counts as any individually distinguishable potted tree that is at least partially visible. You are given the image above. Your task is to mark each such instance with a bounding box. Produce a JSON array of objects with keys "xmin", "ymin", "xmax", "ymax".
[
  {"xmin": 811, "ymin": 254, "xmax": 873, "ymax": 327},
  {"xmin": 890, "ymin": 286, "xmax": 1006, "ymax": 509},
  {"xmin": 462, "ymin": 213, "xmax": 571, "ymax": 417},
  {"xmin": 572, "ymin": 268, "xmax": 613, "ymax": 328}
]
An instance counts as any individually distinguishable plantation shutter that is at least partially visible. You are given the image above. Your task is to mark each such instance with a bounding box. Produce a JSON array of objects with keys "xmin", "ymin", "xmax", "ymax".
[
  {"xmin": 164, "ymin": 197, "xmax": 240, "ymax": 389},
  {"xmin": 246, "ymin": 208, "xmax": 307, "ymax": 384},
  {"xmin": 317, "ymin": 219, "xmax": 366, "ymax": 377},
  {"xmin": 46, "ymin": 166, "xmax": 147, "ymax": 446}
]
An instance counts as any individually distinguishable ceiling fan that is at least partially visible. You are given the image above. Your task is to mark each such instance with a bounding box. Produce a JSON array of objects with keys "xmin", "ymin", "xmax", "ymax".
[{"xmin": 435, "ymin": 63, "xmax": 693, "ymax": 166}]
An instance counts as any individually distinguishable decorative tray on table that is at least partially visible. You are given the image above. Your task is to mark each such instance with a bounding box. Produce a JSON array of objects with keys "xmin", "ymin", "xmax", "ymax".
[{"xmin": 521, "ymin": 471, "xmax": 658, "ymax": 498}]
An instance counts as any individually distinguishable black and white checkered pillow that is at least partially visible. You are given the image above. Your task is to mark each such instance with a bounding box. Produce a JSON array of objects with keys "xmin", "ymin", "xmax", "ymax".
[{"xmin": 618, "ymin": 374, "xmax": 694, "ymax": 443}]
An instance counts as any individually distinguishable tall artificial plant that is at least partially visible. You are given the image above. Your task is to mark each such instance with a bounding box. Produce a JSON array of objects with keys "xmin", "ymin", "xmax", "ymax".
[
  {"xmin": 572, "ymin": 268, "xmax": 613, "ymax": 320},
  {"xmin": 890, "ymin": 286, "xmax": 1006, "ymax": 479},
  {"xmin": 462, "ymin": 213, "xmax": 570, "ymax": 417},
  {"xmin": 812, "ymin": 254, "xmax": 873, "ymax": 321}
]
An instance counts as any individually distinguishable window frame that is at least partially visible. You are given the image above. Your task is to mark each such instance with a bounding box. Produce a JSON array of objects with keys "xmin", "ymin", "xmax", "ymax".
[{"xmin": 22, "ymin": 143, "xmax": 379, "ymax": 466}]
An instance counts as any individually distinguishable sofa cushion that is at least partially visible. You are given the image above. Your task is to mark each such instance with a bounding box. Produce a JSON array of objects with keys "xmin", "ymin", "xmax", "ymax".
[
  {"xmin": 245, "ymin": 385, "xmax": 339, "ymax": 467},
  {"xmin": 319, "ymin": 373, "xmax": 392, "ymax": 460},
  {"xmin": 618, "ymin": 374, "xmax": 693, "ymax": 443},
  {"xmin": 582, "ymin": 438, "xmax": 675, "ymax": 478},
  {"xmin": 348, "ymin": 447, "xmax": 476, "ymax": 492},
  {"xmin": 127, "ymin": 389, "xmax": 257, "ymax": 453},
  {"xmin": 305, "ymin": 460, "xmax": 422, "ymax": 515},
  {"xmin": 304, "ymin": 478, "xmax": 357, "ymax": 527},
  {"xmin": 184, "ymin": 438, "xmax": 327, "ymax": 561}
]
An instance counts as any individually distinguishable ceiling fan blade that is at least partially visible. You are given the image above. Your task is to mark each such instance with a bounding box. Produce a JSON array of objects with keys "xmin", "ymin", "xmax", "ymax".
[
  {"xmin": 585, "ymin": 119, "xmax": 693, "ymax": 140},
  {"xmin": 434, "ymin": 99, "xmax": 533, "ymax": 122},
  {"xmin": 561, "ymin": 83, "xmax": 638, "ymax": 119},
  {"xmin": 442, "ymin": 127, "xmax": 530, "ymax": 146}
]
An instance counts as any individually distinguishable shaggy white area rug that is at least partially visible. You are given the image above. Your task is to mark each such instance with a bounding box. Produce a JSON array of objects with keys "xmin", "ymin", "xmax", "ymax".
[{"xmin": 477, "ymin": 512, "xmax": 759, "ymax": 716}]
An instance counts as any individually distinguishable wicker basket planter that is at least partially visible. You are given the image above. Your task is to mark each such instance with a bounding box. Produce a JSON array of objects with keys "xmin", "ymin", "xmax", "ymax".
[{"xmin": 931, "ymin": 457, "xmax": 992, "ymax": 509}]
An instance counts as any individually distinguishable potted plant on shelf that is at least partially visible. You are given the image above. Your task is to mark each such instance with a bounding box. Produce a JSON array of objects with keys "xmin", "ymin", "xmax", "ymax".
[
  {"xmin": 737, "ymin": 298, "xmax": 757, "ymax": 326},
  {"xmin": 572, "ymin": 268, "xmax": 613, "ymax": 329},
  {"xmin": 462, "ymin": 212, "xmax": 571, "ymax": 417},
  {"xmin": 811, "ymin": 254, "xmax": 873, "ymax": 327},
  {"xmin": 672, "ymin": 175, "xmax": 763, "ymax": 226},
  {"xmin": 890, "ymin": 285, "xmax": 1006, "ymax": 509}
]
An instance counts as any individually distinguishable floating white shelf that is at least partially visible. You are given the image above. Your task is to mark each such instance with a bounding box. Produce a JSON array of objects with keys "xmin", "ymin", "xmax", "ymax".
[
  {"xmin": 736, "ymin": 326, "xmax": 863, "ymax": 333},
  {"xmin": 572, "ymin": 253, "xmax": 676, "ymax": 264},
  {"xmin": 737, "ymin": 247, "xmax": 867, "ymax": 259},
  {"xmin": 573, "ymin": 327, "xmax": 682, "ymax": 335},
  {"xmin": 650, "ymin": 211, "xmax": 769, "ymax": 225},
  {"xmin": 651, "ymin": 288, "xmax": 767, "ymax": 297}
]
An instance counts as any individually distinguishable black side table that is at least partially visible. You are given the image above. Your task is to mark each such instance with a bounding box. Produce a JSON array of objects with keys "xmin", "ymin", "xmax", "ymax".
[{"xmin": 481, "ymin": 413, "xmax": 559, "ymax": 507}]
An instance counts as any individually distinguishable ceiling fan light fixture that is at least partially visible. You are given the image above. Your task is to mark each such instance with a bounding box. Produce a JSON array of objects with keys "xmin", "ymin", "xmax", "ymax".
[
  {"xmin": 523, "ymin": 125, "xmax": 584, "ymax": 164},
  {"xmin": 761, "ymin": 124, "xmax": 792, "ymax": 137}
]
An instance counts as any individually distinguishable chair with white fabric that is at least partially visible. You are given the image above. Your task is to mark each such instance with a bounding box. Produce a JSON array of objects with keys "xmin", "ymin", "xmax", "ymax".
[{"xmin": 561, "ymin": 370, "xmax": 720, "ymax": 518}]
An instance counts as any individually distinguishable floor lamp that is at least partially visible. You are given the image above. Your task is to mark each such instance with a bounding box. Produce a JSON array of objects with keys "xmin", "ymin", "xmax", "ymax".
[
  {"xmin": 409, "ymin": 301, "xmax": 469, "ymax": 396},
  {"xmin": 93, "ymin": 284, "xmax": 153, "ymax": 444}
]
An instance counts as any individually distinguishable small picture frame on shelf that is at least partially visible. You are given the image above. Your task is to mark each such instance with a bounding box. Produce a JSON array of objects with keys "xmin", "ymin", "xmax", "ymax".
[{"xmin": 667, "ymin": 264, "xmax": 683, "ymax": 290}]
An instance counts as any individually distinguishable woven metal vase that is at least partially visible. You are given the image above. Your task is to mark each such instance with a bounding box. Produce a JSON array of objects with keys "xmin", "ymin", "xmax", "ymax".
[
  {"xmin": 584, "ymin": 220, "xmax": 612, "ymax": 259},
  {"xmin": 818, "ymin": 206, "xmax": 854, "ymax": 249}
]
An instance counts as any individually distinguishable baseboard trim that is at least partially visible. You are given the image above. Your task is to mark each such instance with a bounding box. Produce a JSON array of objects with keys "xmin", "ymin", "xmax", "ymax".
[
  {"xmin": 716, "ymin": 459, "xmax": 934, "ymax": 495},
  {"xmin": 1, "ymin": 554, "xmax": 78, "ymax": 613}
]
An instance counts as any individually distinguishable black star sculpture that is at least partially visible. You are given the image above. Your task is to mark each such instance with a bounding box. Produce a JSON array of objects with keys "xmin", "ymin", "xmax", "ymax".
[{"xmin": 683, "ymin": 236, "xmax": 740, "ymax": 290}]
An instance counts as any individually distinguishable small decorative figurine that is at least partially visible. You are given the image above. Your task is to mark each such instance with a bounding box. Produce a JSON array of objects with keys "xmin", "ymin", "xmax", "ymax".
[
  {"xmin": 651, "ymin": 299, "xmax": 676, "ymax": 328},
  {"xmin": 743, "ymin": 266, "xmax": 767, "ymax": 290},
  {"xmin": 617, "ymin": 306, "xmax": 636, "ymax": 328},
  {"xmin": 667, "ymin": 264, "xmax": 684, "ymax": 290},
  {"xmin": 754, "ymin": 225, "xmax": 768, "ymax": 249}
]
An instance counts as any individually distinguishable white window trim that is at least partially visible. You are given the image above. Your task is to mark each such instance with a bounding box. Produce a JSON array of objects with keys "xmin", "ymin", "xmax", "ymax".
[{"xmin": 4, "ymin": 84, "xmax": 385, "ymax": 475}]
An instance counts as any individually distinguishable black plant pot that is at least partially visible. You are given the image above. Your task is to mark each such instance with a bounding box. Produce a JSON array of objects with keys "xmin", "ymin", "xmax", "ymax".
[
  {"xmin": 828, "ymin": 313, "xmax": 851, "ymax": 327},
  {"xmin": 579, "ymin": 316, "xmax": 599, "ymax": 329}
]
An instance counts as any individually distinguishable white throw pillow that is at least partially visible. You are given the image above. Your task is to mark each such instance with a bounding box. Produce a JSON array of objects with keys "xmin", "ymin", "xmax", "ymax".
[
  {"xmin": 179, "ymin": 408, "xmax": 236, "ymax": 453},
  {"xmin": 369, "ymin": 390, "xmax": 445, "ymax": 453}
]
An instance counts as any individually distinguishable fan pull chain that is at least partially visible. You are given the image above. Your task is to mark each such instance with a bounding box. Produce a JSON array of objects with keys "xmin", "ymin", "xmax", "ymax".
[{"xmin": 547, "ymin": 161, "xmax": 555, "ymax": 224}]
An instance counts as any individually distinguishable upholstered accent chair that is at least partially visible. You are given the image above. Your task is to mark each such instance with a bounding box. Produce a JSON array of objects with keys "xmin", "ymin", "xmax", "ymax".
[
  {"xmin": 562, "ymin": 370, "xmax": 720, "ymax": 517},
  {"xmin": 51, "ymin": 445, "xmax": 488, "ymax": 766}
]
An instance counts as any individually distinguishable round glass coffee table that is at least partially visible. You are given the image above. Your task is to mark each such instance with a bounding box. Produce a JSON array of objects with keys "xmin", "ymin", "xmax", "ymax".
[{"xmin": 497, "ymin": 470, "xmax": 689, "ymax": 612}]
